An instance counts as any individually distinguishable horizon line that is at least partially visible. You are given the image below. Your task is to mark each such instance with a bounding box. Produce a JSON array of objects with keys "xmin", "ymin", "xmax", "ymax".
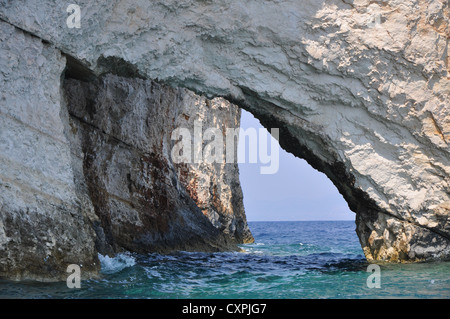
[{"xmin": 247, "ymin": 219, "xmax": 355, "ymax": 222}]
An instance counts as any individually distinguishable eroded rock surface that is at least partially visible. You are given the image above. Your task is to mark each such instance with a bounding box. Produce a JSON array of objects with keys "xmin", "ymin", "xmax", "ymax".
[
  {"xmin": 172, "ymin": 93, "xmax": 254, "ymax": 244},
  {"xmin": 63, "ymin": 74, "xmax": 252, "ymax": 255},
  {"xmin": 0, "ymin": 0, "xmax": 449, "ymax": 273},
  {"xmin": 0, "ymin": 19, "xmax": 252, "ymax": 280},
  {"xmin": 0, "ymin": 20, "xmax": 99, "ymax": 281}
]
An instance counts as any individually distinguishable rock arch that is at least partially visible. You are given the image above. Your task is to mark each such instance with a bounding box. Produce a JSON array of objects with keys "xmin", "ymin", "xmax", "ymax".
[{"xmin": 0, "ymin": 1, "xmax": 449, "ymax": 281}]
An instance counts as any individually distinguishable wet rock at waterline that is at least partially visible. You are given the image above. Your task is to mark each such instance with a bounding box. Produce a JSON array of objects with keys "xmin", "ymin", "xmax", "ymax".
[{"xmin": 0, "ymin": 0, "xmax": 449, "ymax": 280}]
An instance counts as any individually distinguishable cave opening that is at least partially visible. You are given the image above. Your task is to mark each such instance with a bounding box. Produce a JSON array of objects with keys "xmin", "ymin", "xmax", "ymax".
[
  {"xmin": 61, "ymin": 52, "xmax": 362, "ymax": 256},
  {"xmin": 237, "ymin": 109, "xmax": 364, "ymax": 259},
  {"xmin": 238, "ymin": 109, "xmax": 354, "ymax": 223}
]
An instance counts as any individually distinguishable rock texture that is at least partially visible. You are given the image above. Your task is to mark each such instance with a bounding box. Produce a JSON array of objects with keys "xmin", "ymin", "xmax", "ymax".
[
  {"xmin": 0, "ymin": 20, "xmax": 99, "ymax": 281},
  {"xmin": 0, "ymin": 19, "xmax": 252, "ymax": 280},
  {"xmin": 0, "ymin": 0, "xmax": 449, "ymax": 271},
  {"xmin": 172, "ymin": 93, "xmax": 254, "ymax": 244},
  {"xmin": 63, "ymin": 73, "xmax": 252, "ymax": 256}
]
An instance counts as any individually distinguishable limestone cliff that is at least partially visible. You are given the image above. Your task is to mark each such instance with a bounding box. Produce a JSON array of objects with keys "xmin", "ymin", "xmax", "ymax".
[
  {"xmin": 63, "ymin": 73, "xmax": 253, "ymax": 255},
  {"xmin": 0, "ymin": 21, "xmax": 99, "ymax": 281},
  {"xmin": 171, "ymin": 93, "xmax": 254, "ymax": 244},
  {"xmin": 0, "ymin": 20, "xmax": 252, "ymax": 280},
  {"xmin": 0, "ymin": 0, "xmax": 449, "ymax": 281}
]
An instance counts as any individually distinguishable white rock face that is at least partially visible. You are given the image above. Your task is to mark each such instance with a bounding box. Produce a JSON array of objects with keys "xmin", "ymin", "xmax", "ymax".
[
  {"xmin": 0, "ymin": 23, "xmax": 251, "ymax": 280},
  {"xmin": 0, "ymin": 0, "xmax": 449, "ymax": 262},
  {"xmin": 0, "ymin": 18, "xmax": 252, "ymax": 281},
  {"xmin": 0, "ymin": 20, "xmax": 99, "ymax": 280}
]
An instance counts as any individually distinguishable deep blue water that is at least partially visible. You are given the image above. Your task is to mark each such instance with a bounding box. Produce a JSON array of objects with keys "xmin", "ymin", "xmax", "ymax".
[{"xmin": 0, "ymin": 221, "xmax": 449, "ymax": 298}]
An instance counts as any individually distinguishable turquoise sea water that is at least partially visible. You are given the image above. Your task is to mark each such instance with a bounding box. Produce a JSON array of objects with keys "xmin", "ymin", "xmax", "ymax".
[{"xmin": 0, "ymin": 221, "xmax": 449, "ymax": 299}]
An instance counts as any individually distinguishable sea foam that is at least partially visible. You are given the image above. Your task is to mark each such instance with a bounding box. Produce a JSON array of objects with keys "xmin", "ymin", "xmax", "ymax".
[{"xmin": 98, "ymin": 252, "xmax": 136, "ymax": 274}]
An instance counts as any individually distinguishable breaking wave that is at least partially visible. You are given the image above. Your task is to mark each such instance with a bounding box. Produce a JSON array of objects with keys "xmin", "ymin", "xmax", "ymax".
[{"xmin": 98, "ymin": 252, "xmax": 136, "ymax": 274}]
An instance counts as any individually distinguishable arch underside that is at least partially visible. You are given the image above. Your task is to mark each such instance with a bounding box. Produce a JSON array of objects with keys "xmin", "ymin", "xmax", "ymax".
[{"xmin": 235, "ymin": 97, "xmax": 450, "ymax": 263}]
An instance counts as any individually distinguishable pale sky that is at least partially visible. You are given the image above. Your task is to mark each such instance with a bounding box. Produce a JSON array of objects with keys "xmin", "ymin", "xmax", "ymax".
[{"xmin": 238, "ymin": 110, "xmax": 354, "ymax": 222}]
